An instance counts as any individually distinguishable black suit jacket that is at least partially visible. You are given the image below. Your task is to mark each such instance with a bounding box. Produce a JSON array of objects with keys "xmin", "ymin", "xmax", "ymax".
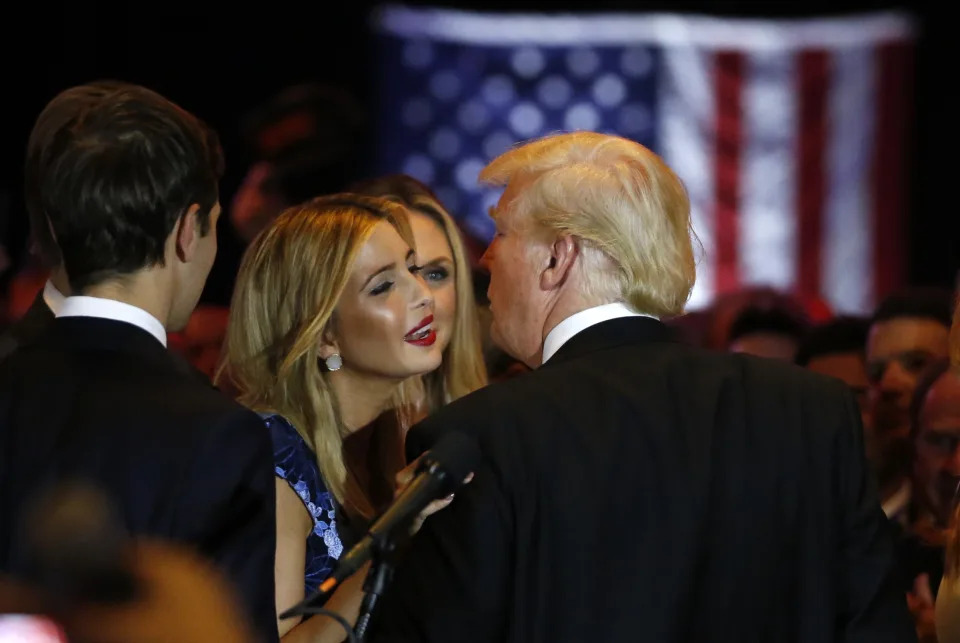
[
  {"xmin": 0, "ymin": 317, "xmax": 278, "ymax": 642},
  {"xmin": 373, "ymin": 317, "xmax": 914, "ymax": 642},
  {"xmin": 0, "ymin": 291, "xmax": 54, "ymax": 362}
]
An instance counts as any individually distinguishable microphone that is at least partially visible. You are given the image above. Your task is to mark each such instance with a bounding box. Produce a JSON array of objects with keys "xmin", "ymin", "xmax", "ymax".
[{"xmin": 279, "ymin": 431, "xmax": 480, "ymax": 619}]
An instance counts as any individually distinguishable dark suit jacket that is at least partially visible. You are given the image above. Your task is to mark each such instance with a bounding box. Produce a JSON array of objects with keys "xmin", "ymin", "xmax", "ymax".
[
  {"xmin": 372, "ymin": 317, "xmax": 915, "ymax": 642},
  {"xmin": 0, "ymin": 317, "xmax": 278, "ymax": 642},
  {"xmin": 0, "ymin": 291, "xmax": 54, "ymax": 362}
]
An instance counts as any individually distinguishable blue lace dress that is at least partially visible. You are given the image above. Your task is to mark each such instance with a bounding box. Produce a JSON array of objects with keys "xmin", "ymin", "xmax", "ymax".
[{"xmin": 265, "ymin": 414, "xmax": 344, "ymax": 596}]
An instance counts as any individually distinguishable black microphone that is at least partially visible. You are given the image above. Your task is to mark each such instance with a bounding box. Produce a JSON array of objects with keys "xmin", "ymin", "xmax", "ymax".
[{"xmin": 279, "ymin": 431, "xmax": 480, "ymax": 619}]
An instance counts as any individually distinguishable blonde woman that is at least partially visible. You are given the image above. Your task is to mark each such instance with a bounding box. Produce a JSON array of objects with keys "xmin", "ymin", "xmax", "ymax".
[
  {"xmin": 350, "ymin": 174, "xmax": 488, "ymax": 413},
  {"xmin": 219, "ymin": 195, "xmax": 449, "ymax": 642}
]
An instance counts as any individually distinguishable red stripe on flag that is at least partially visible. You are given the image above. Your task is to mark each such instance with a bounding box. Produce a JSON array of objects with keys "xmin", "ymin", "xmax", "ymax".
[
  {"xmin": 872, "ymin": 41, "xmax": 912, "ymax": 302},
  {"xmin": 713, "ymin": 51, "xmax": 744, "ymax": 294},
  {"xmin": 796, "ymin": 50, "xmax": 829, "ymax": 300}
]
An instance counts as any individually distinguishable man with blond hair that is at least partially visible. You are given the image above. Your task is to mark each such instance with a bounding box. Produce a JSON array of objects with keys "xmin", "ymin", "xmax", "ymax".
[{"xmin": 371, "ymin": 133, "xmax": 913, "ymax": 642}]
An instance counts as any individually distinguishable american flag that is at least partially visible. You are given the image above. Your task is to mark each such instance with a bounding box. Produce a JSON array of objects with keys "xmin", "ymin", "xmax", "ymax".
[{"xmin": 372, "ymin": 6, "xmax": 914, "ymax": 313}]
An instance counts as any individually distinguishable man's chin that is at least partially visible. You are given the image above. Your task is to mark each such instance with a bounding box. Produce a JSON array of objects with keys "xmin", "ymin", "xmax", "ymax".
[{"xmin": 490, "ymin": 326, "xmax": 528, "ymax": 365}]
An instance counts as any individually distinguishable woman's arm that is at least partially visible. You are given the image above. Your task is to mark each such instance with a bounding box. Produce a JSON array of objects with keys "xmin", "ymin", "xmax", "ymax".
[{"xmin": 275, "ymin": 478, "xmax": 369, "ymax": 643}]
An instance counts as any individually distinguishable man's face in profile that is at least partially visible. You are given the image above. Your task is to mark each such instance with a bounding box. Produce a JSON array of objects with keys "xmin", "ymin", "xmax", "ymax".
[{"xmin": 480, "ymin": 176, "xmax": 552, "ymax": 367}]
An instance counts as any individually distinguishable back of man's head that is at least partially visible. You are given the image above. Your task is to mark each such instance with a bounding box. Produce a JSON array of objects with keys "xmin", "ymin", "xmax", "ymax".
[
  {"xmin": 726, "ymin": 305, "xmax": 808, "ymax": 361},
  {"xmin": 24, "ymin": 81, "xmax": 224, "ymax": 292},
  {"xmin": 795, "ymin": 316, "xmax": 869, "ymax": 366},
  {"xmin": 480, "ymin": 132, "xmax": 696, "ymax": 317}
]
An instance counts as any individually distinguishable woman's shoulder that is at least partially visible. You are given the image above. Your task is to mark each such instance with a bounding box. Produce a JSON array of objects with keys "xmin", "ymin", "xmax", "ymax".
[
  {"xmin": 263, "ymin": 412, "xmax": 305, "ymax": 447},
  {"xmin": 263, "ymin": 414, "xmax": 323, "ymax": 485}
]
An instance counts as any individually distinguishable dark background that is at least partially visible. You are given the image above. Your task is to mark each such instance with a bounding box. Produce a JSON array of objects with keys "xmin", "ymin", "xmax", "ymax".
[{"xmin": 2, "ymin": 0, "xmax": 955, "ymax": 305}]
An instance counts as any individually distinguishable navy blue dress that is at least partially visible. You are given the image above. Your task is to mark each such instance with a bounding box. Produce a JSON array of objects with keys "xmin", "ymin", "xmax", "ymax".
[{"xmin": 265, "ymin": 414, "xmax": 343, "ymax": 596}]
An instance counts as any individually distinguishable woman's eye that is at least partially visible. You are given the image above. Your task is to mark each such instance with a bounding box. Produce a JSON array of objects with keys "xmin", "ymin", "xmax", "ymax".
[
  {"xmin": 424, "ymin": 266, "xmax": 450, "ymax": 282},
  {"xmin": 370, "ymin": 280, "xmax": 394, "ymax": 295}
]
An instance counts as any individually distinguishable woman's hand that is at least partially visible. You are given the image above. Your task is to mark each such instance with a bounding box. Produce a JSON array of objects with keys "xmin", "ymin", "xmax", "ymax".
[{"xmin": 394, "ymin": 455, "xmax": 473, "ymax": 535}]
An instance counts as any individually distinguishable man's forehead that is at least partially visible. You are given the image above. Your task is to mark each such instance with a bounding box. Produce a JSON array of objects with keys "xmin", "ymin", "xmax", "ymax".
[
  {"xmin": 919, "ymin": 373, "xmax": 960, "ymax": 425},
  {"xmin": 868, "ymin": 317, "xmax": 949, "ymax": 355}
]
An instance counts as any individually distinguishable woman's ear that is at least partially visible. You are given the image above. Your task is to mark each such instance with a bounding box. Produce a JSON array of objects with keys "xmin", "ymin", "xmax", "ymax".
[{"xmin": 318, "ymin": 323, "xmax": 340, "ymax": 361}]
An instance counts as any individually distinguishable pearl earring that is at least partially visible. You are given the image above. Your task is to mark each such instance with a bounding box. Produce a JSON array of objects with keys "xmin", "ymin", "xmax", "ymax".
[{"xmin": 324, "ymin": 354, "xmax": 343, "ymax": 371}]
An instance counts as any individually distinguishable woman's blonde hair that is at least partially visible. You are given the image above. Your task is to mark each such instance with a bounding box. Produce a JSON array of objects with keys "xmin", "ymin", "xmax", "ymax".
[
  {"xmin": 480, "ymin": 131, "xmax": 697, "ymax": 317},
  {"xmin": 350, "ymin": 175, "xmax": 488, "ymax": 410},
  {"xmin": 217, "ymin": 194, "xmax": 415, "ymax": 518}
]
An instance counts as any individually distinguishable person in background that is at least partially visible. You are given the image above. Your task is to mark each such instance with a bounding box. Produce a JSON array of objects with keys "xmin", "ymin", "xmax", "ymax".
[
  {"xmin": 350, "ymin": 174, "xmax": 488, "ymax": 412},
  {"xmin": 866, "ymin": 288, "xmax": 953, "ymax": 527},
  {"xmin": 725, "ymin": 304, "xmax": 808, "ymax": 361},
  {"xmin": 795, "ymin": 316, "xmax": 871, "ymax": 424},
  {"xmin": 905, "ymin": 360, "xmax": 960, "ymax": 641},
  {"xmin": 937, "ymin": 301, "xmax": 960, "ymax": 643},
  {"xmin": 702, "ymin": 286, "xmax": 810, "ymax": 351},
  {"xmin": 231, "ymin": 84, "xmax": 366, "ymax": 244},
  {"xmin": 0, "ymin": 82, "xmax": 278, "ymax": 642},
  {"xmin": 0, "ymin": 540, "xmax": 259, "ymax": 643}
]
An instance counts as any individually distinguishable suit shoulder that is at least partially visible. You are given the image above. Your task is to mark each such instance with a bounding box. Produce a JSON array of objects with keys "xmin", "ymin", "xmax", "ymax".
[
  {"xmin": 171, "ymin": 380, "xmax": 267, "ymax": 437},
  {"xmin": 722, "ymin": 350, "xmax": 849, "ymax": 396},
  {"xmin": 409, "ymin": 369, "xmax": 563, "ymax": 452}
]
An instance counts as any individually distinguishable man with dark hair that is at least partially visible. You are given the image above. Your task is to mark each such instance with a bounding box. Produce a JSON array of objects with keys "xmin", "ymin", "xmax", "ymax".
[
  {"xmin": 726, "ymin": 304, "xmax": 808, "ymax": 361},
  {"xmin": 866, "ymin": 288, "xmax": 953, "ymax": 527},
  {"xmin": 0, "ymin": 82, "xmax": 277, "ymax": 641},
  {"xmin": 796, "ymin": 316, "xmax": 871, "ymax": 421},
  {"xmin": 0, "ymin": 75, "xmax": 101, "ymax": 361}
]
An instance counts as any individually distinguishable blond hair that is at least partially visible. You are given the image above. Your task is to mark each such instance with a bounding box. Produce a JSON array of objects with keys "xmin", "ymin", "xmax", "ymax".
[
  {"xmin": 217, "ymin": 194, "xmax": 415, "ymax": 518},
  {"xmin": 480, "ymin": 131, "xmax": 697, "ymax": 317},
  {"xmin": 350, "ymin": 175, "xmax": 488, "ymax": 410}
]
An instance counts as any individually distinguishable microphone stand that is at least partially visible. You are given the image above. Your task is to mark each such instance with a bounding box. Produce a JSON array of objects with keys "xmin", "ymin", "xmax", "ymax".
[{"xmin": 353, "ymin": 545, "xmax": 396, "ymax": 641}]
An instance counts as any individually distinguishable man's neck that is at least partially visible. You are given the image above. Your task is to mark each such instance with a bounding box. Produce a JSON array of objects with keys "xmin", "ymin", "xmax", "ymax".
[
  {"xmin": 48, "ymin": 267, "xmax": 71, "ymax": 297},
  {"xmin": 541, "ymin": 296, "xmax": 600, "ymax": 352},
  {"xmin": 81, "ymin": 273, "xmax": 172, "ymax": 330}
]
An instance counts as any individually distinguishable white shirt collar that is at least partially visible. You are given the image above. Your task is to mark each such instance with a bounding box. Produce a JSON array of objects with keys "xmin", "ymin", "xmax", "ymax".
[
  {"xmin": 57, "ymin": 296, "xmax": 168, "ymax": 347},
  {"xmin": 541, "ymin": 302, "xmax": 656, "ymax": 365},
  {"xmin": 42, "ymin": 280, "xmax": 66, "ymax": 316},
  {"xmin": 882, "ymin": 479, "xmax": 912, "ymax": 524}
]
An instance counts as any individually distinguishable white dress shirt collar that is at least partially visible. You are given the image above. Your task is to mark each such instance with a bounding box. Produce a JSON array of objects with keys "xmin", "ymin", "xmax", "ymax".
[
  {"xmin": 57, "ymin": 296, "xmax": 167, "ymax": 347},
  {"xmin": 541, "ymin": 302, "xmax": 657, "ymax": 365},
  {"xmin": 42, "ymin": 280, "xmax": 66, "ymax": 316},
  {"xmin": 882, "ymin": 479, "xmax": 912, "ymax": 525}
]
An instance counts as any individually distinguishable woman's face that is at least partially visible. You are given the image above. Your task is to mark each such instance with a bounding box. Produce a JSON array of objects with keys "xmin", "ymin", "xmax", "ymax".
[
  {"xmin": 410, "ymin": 212, "xmax": 456, "ymax": 354},
  {"xmin": 331, "ymin": 220, "xmax": 442, "ymax": 379}
]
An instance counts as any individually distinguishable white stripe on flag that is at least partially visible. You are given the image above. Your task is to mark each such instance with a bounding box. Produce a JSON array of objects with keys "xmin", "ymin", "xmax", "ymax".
[
  {"xmin": 658, "ymin": 47, "xmax": 715, "ymax": 310},
  {"xmin": 740, "ymin": 50, "xmax": 798, "ymax": 291},
  {"xmin": 375, "ymin": 7, "xmax": 914, "ymax": 51},
  {"xmin": 824, "ymin": 47, "xmax": 875, "ymax": 314}
]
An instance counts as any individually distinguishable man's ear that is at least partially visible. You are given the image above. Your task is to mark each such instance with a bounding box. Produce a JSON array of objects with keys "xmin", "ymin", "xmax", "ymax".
[
  {"xmin": 175, "ymin": 204, "xmax": 203, "ymax": 262},
  {"xmin": 540, "ymin": 234, "xmax": 578, "ymax": 291}
]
